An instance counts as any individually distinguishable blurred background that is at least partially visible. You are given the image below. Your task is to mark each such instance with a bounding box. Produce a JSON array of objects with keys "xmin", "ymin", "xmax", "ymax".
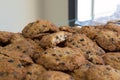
[
  {"xmin": 0, "ymin": 0, "xmax": 120, "ymax": 32},
  {"xmin": 0, "ymin": 0, "xmax": 68, "ymax": 32}
]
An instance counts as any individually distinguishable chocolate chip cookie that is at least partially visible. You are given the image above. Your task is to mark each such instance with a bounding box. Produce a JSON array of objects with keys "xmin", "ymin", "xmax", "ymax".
[
  {"xmin": 25, "ymin": 64, "xmax": 46, "ymax": 80},
  {"xmin": 10, "ymin": 33, "xmax": 26, "ymax": 43},
  {"xmin": 22, "ymin": 20, "xmax": 59, "ymax": 38},
  {"xmin": 4, "ymin": 38, "xmax": 44, "ymax": 58},
  {"xmin": 95, "ymin": 29, "xmax": 120, "ymax": 51},
  {"xmin": 39, "ymin": 31, "xmax": 72, "ymax": 48},
  {"xmin": 35, "ymin": 47, "xmax": 86, "ymax": 71},
  {"xmin": 0, "ymin": 31, "xmax": 13, "ymax": 43},
  {"xmin": 65, "ymin": 34, "xmax": 105, "ymax": 64},
  {"xmin": 0, "ymin": 54, "xmax": 26, "ymax": 80},
  {"xmin": 0, "ymin": 47, "xmax": 33, "ymax": 65},
  {"xmin": 80, "ymin": 25, "xmax": 104, "ymax": 40},
  {"xmin": 71, "ymin": 61, "xmax": 93, "ymax": 80},
  {"xmin": 86, "ymin": 65, "xmax": 120, "ymax": 80},
  {"xmin": 104, "ymin": 22, "xmax": 120, "ymax": 33},
  {"xmin": 102, "ymin": 52, "xmax": 120, "ymax": 70}
]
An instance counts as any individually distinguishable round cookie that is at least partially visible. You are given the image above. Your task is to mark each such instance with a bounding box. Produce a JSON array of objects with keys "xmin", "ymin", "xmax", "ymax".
[
  {"xmin": 25, "ymin": 64, "xmax": 46, "ymax": 80},
  {"xmin": 35, "ymin": 47, "xmax": 86, "ymax": 71},
  {"xmin": 71, "ymin": 61, "xmax": 93, "ymax": 80},
  {"xmin": 4, "ymin": 38, "xmax": 44, "ymax": 58},
  {"xmin": 102, "ymin": 52, "xmax": 120, "ymax": 70},
  {"xmin": 86, "ymin": 65, "xmax": 120, "ymax": 80},
  {"xmin": 0, "ymin": 31, "xmax": 14, "ymax": 47},
  {"xmin": 22, "ymin": 20, "xmax": 59, "ymax": 38},
  {"xmin": 39, "ymin": 71, "xmax": 74, "ymax": 80},
  {"xmin": 104, "ymin": 22, "xmax": 120, "ymax": 33},
  {"xmin": 39, "ymin": 31, "xmax": 72, "ymax": 48},
  {"xmin": 80, "ymin": 25, "xmax": 103, "ymax": 40},
  {"xmin": 0, "ymin": 47, "xmax": 33, "ymax": 65},
  {"xmin": 10, "ymin": 33, "xmax": 26, "ymax": 43},
  {"xmin": 95, "ymin": 29, "xmax": 120, "ymax": 51},
  {"xmin": 0, "ymin": 31, "xmax": 13, "ymax": 43},
  {"xmin": 0, "ymin": 54, "xmax": 26, "ymax": 80},
  {"xmin": 65, "ymin": 34, "xmax": 105, "ymax": 64}
]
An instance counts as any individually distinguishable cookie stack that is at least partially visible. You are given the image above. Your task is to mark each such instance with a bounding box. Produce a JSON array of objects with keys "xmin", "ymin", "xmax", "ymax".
[{"xmin": 0, "ymin": 20, "xmax": 120, "ymax": 80}]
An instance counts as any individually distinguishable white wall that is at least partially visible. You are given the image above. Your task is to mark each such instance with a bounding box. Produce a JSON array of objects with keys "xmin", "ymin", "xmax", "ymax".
[
  {"xmin": 0, "ymin": 0, "xmax": 39, "ymax": 32},
  {"xmin": 41, "ymin": 0, "xmax": 68, "ymax": 26},
  {"xmin": 0, "ymin": 0, "xmax": 68, "ymax": 32}
]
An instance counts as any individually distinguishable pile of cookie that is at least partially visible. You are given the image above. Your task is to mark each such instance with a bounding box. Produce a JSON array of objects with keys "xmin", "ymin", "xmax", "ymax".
[{"xmin": 1, "ymin": 20, "xmax": 120, "ymax": 80}]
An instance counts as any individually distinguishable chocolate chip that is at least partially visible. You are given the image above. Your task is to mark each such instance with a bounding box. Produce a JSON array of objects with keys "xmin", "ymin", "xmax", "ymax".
[
  {"xmin": 56, "ymin": 36, "xmax": 59, "ymax": 39},
  {"xmin": 88, "ymin": 58, "xmax": 93, "ymax": 62},
  {"xmin": 27, "ymin": 72, "xmax": 32, "ymax": 75},
  {"xmin": 106, "ymin": 67, "xmax": 111, "ymax": 71},
  {"xmin": 22, "ymin": 50, "xmax": 27, "ymax": 53},
  {"xmin": 16, "ymin": 46, "xmax": 20, "ymax": 49},
  {"xmin": 82, "ymin": 44, "xmax": 85, "ymax": 46},
  {"xmin": 52, "ymin": 54, "xmax": 56, "ymax": 56},
  {"xmin": 43, "ymin": 25, "xmax": 47, "ymax": 27},
  {"xmin": 8, "ymin": 59, "xmax": 14, "ymax": 63},
  {"xmin": 44, "ymin": 52, "xmax": 47, "ymax": 54},
  {"xmin": 56, "ymin": 58, "xmax": 60, "ymax": 61},
  {"xmin": 17, "ymin": 64, "xmax": 22, "ymax": 68},
  {"xmin": 76, "ymin": 45, "xmax": 80, "ymax": 48},
  {"xmin": 111, "ymin": 38, "xmax": 114, "ymax": 41},
  {"xmin": 59, "ymin": 54, "xmax": 62, "ymax": 57},
  {"xmin": 72, "ymin": 42, "xmax": 76, "ymax": 45},
  {"xmin": 86, "ymin": 51, "xmax": 91, "ymax": 54},
  {"xmin": 118, "ymin": 57, "xmax": 120, "ymax": 59},
  {"xmin": 80, "ymin": 39, "xmax": 84, "ymax": 41},
  {"xmin": 59, "ymin": 62, "xmax": 65, "ymax": 65}
]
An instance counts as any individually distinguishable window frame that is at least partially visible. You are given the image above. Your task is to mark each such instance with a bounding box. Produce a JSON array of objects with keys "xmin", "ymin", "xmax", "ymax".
[
  {"xmin": 69, "ymin": 0, "xmax": 95, "ymax": 26},
  {"xmin": 68, "ymin": 0, "xmax": 77, "ymax": 26}
]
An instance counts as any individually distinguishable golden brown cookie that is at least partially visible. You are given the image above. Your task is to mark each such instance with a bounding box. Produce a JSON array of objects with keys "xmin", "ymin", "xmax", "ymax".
[
  {"xmin": 104, "ymin": 22, "xmax": 120, "ymax": 33},
  {"xmin": 0, "ymin": 47, "xmax": 33, "ymax": 65},
  {"xmin": 10, "ymin": 33, "xmax": 26, "ymax": 43},
  {"xmin": 22, "ymin": 20, "xmax": 59, "ymax": 38},
  {"xmin": 65, "ymin": 34, "xmax": 105, "ymax": 64},
  {"xmin": 39, "ymin": 71, "xmax": 74, "ymax": 80},
  {"xmin": 0, "ymin": 31, "xmax": 13, "ymax": 43},
  {"xmin": 0, "ymin": 54, "xmax": 26, "ymax": 80},
  {"xmin": 80, "ymin": 26, "xmax": 103, "ymax": 40},
  {"xmin": 95, "ymin": 29, "xmax": 120, "ymax": 51},
  {"xmin": 35, "ymin": 47, "xmax": 86, "ymax": 71},
  {"xmin": 71, "ymin": 61, "xmax": 93, "ymax": 80},
  {"xmin": 39, "ymin": 31, "xmax": 72, "ymax": 48},
  {"xmin": 25, "ymin": 64, "xmax": 46, "ymax": 80},
  {"xmin": 0, "ymin": 31, "xmax": 14, "ymax": 47},
  {"xmin": 102, "ymin": 52, "xmax": 120, "ymax": 70},
  {"xmin": 86, "ymin": 65, "xmax": 120, "ymax": 80},
  {"xmin": 4, "ymin": 39, "xmax": 44, "ymax": 58}
]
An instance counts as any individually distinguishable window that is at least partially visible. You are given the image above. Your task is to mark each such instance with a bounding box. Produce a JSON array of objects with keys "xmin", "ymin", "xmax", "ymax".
[
  {"xmin": 77, "ymin": 0, "xmax": 92, "ymax": 21},
  {"xmin": 75, "ymin": 0, "xmax": 120, "ymax": 25},
  {"xmin": 94, "ymin": 0, "xmax": 120, "ymax": 19}
]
